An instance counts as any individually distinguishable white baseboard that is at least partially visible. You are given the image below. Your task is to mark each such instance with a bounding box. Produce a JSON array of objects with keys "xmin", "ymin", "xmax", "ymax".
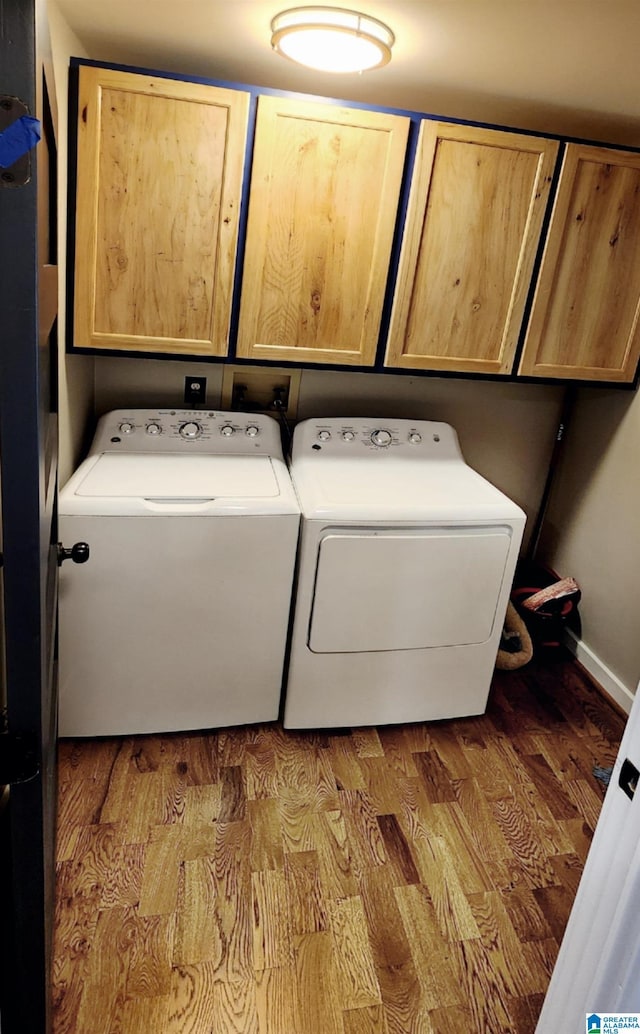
[{"xmin": 564, "ymin": 628, "xmax": 636, "ymax": 714}]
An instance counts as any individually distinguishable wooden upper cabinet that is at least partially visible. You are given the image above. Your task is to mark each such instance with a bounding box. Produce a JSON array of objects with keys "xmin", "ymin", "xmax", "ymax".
[
  {"xmin": 385, "ymin": 122, "xmax": 559, "ymax": 375},
  {"xmin": 236, "ymin": 96, "xmax": 410, "ymax": 366},
  {"xmin": 519, "ymin": 144, "xmax": 640, "ymax": 381},
  {"xmin": 73, "ymin": 66, "xmax": 249, "ymax": 356}
]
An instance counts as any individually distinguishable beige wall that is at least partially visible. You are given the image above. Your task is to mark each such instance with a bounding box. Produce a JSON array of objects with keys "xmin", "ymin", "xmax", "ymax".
[
  {"xmin": 539, "ymin": 387, "xmax": 640, "ymax": 707},
  {"xmin": 94, "ymin": 356, "xmax": 565, "ymax": 554},
  {"xmin": 48, "ymin": 0, "xmax": 94, "ymax": 486}
]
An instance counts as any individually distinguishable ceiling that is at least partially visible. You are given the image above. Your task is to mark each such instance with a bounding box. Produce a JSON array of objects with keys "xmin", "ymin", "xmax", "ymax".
[{"xmin": 54, "ymin": 0, "xmax": 640, "ymax": 146}]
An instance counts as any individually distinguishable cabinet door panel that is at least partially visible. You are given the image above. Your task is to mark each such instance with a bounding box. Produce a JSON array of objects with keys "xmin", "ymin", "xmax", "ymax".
[
  {"xmin": 236, "ymin": 96, "xmax": 410, "ymax": 366},
  {"xmin": 74, "ymin": 67, "xmax": 249, "ymax": 355},
  {"xmin": 519, "ymin": 144, "xmax": 640, "ymax": 381},
  {"xmin": 386, "ymin": 122, "xmax": 558, "ymax": 374}
]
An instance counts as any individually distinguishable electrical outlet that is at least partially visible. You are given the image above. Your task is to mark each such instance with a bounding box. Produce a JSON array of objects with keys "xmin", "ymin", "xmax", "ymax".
[
  {"xmin": 184, "ymin": 375, "xmax": 207, "ymax": 405},
  {"xmin": 221, "ymin": 367, "xmax": 300, "ymax": 420}
]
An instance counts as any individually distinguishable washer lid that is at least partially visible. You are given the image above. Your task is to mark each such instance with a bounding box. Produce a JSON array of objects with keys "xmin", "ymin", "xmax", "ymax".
[
  {"xmin": 291, "ymin": 457, "xmax": 526, "ymax": 522},
  {"xmin": 60, "ymin": 454, "xmax": 300, "ymax": 516},
  {"xmin": 76, "ymin": 453, "xmax": 280, "ymax": 498}
]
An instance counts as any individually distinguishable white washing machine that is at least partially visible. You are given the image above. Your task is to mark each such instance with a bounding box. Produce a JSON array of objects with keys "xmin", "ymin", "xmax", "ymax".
[
  {"xmin": 283, "ymin": 417, "xmax": 526, "ymax": 729},
  {"xmin": 58, "ymin": 409, "xmax": 300, "ymax": 737}
]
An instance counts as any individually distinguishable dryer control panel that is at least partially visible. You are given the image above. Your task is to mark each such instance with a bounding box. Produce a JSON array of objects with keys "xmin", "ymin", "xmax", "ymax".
[
  {"xmin": 292, "ymin": 418, "xmax": 464, "ymax": 462},
  {"xmin": 90, "ymin": 409, "xmax": 285, "ymax": 458}
]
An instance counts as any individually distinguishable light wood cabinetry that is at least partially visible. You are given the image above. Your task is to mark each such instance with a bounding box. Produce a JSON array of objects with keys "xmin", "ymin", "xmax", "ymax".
[
  {"xmin": 73, "ymin": 66, "xmax": 249, "ymax": 356},
  {"xmin": 70, "ymin": 61, "xmax": 640, "ymax": 384},
  {"xmin": 385, "ymin": 121, "xmax": 559, "ymax": 375},
  {"xmin": 236, "ymin": 96, "xmax": 410, "ymax": 367},
  {"xmin": 518, "ymin": 143, "xmax": 640, "ymax": 381}
]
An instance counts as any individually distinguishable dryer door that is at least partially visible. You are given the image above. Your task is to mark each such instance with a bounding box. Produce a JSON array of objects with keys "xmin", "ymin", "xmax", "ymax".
[{"xmin": 308, "ymin": 526, "xmax": 513, "ymax": 653}]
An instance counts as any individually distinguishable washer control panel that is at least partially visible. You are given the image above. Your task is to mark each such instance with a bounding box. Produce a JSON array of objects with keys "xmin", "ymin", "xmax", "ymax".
[
  {"xmin": 93, "ymin": 410, "xmax": 284, "ymax": 457},
  {"xmin": 293, "ymin": 417, "xmax": 462, "ymax": 461}
]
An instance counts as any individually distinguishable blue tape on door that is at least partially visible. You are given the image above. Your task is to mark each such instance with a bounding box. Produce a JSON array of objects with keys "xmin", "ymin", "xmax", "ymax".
[{"xmin": 0, "ymin": 115, "xmax": 41, "ymax": 168}]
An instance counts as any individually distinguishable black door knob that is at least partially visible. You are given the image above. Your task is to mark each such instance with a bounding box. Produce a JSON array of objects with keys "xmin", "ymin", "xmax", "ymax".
[{"xmin": 57, "ymin": 541, "xmax": 90, "ymax": 566}]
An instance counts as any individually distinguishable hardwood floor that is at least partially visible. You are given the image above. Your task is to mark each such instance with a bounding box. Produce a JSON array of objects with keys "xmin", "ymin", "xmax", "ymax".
[{"xmin": 53, "ymin": 657, "xmax": 626, "ymax": 1033}]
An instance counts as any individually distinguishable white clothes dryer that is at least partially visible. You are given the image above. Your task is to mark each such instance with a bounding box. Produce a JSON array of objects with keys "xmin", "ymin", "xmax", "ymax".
[
  {"xmin": 283, "ymin": 417, "xmax": 526, "ymax": 729},
  {"xmin": 58, "ymin": 409, "xmax": 300, "ymax": 737}
]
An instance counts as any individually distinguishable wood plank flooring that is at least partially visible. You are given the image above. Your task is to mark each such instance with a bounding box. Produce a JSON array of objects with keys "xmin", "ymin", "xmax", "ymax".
[{"xmin": 53, "ymin": 657, "xmax": 626, "ymax": 1033}]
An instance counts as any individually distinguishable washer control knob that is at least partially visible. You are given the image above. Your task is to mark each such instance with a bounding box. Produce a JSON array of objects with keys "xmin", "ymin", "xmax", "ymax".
[
  {"xmin": 179, "ymin": 421, "xmax": 201, "ymax": 439},
  {"xmin": 146, "ymin": 422, "xmax": 162, "ymax": 435},
  {"xmin": 317, "ymin": 430, "xmax": 331, "ymax": 441},
  {"xmin": 220, "ymin": 424, "xmax": 235, "ymax": 437},
  {"xmin": 118, "ymin": 422, "xmax": 134, "ymax": 435},
  {"xmin": 371, "ymin": 429, "xmax": 392, "ymax": 447},
  {"xmin": 409, "ymin": 432, "xmax": 422, "ymax": 444},
  {"xmin": 245, "ymin": 425, "xmax": 259, "ymax": 437},
  {"xmin": 341, "ymin": 431, "xmax": 355, "ymax": 441}
]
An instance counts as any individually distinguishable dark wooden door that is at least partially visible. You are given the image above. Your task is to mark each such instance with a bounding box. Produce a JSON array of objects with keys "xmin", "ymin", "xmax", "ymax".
[{"xmin": 0, "ymin": 0, "xmax": 60, "ymax": 1030}]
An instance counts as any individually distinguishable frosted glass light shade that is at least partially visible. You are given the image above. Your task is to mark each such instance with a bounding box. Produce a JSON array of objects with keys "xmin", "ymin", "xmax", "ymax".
[{"xmin": 270, "ymin": 7, "xmax": 395, "ymax": 74}]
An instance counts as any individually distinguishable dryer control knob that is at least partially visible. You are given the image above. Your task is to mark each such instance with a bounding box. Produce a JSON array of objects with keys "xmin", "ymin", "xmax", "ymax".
[
  {"xmin": 341, "ymin": 431, "xmax": 355, "ymax": 441},
  {"xmin": 409, "ymin": 432, "xmax": 422, "ymax": 444},
  {"xmin": 220, "ymin": 424, "xmax": 235, "ymax": 437},
  {"xmin": 180, "ymin": 421, "xmax": 202, "ymax": 439},
  {"xmin": 119, "ymin": 422, "xmax": 134, "ymax": 435},
  {"xmin": 245, "ymin": 425, "xmax": 259, "ymax": 437},
  {"xmin": 146, "ymin": 422, "xmax": 162, "ymax": 435},
  {"xmin": 371, "ymin": 429, "xmax": 392, "ymax": 447},
  {"xmin": 317, "ymin": 430, "xmax": 331, "ymax": 441}
]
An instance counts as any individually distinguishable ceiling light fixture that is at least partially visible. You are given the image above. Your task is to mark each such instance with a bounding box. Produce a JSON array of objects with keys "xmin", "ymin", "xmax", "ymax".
[{"xmin": 270, "ymin": 6, "xmax": 395, "ymax": 74}]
